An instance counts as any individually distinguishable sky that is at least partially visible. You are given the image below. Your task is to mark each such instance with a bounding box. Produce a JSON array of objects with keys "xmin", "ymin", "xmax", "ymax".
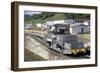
[{"xmin": 24, "ymin": 11, "xmax": 42, "ymax": 16}]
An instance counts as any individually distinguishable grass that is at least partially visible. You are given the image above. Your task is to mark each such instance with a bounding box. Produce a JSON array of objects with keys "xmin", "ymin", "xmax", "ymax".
[{"xmin": 79, "ymin": 34, "xmax": 90, "ymax": 43}]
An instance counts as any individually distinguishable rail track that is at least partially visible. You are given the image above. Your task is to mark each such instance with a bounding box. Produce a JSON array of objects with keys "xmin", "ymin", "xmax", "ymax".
[
  {"xmin": 29, "ymin": 33, "xmax": 70, "ymax": 60},
  {"xmin": 25, "ymin": 32, "xmax": 90, "ymax": 60}
]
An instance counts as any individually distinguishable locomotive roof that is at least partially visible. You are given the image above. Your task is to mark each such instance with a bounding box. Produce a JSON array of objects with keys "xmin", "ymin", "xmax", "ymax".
[{"xmin": 54, "ymin": 23, "xmax": 69, "ymax": 27}]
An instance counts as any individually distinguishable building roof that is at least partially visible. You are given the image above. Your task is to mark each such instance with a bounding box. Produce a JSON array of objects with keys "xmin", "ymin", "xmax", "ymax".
[{"xmin": 70, "ymin": 23, "xmax": 88, "ymax": 27}]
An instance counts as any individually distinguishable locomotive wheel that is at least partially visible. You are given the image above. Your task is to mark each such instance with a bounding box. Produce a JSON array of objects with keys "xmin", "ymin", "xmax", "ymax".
[{"xmin": 47, "ymin": 42, "xmax": 51, "ymax": 46}]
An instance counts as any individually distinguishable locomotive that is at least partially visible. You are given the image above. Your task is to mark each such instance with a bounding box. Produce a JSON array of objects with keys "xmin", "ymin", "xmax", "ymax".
[{"xmin": 46, "ymin": 23, "xmax": 86, "ymax": 55}]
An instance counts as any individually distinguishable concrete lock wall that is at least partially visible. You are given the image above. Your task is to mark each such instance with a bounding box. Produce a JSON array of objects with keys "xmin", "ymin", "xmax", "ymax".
[
  {"xmin": 24, "ymin": 35, "xmax": 68, "ymax": 60},
  {"xmin": 25, "ymin": 35, "xmax": 49, "ymax": 60}
]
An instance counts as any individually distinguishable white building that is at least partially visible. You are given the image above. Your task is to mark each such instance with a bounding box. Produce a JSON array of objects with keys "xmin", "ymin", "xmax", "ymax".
[
  {"xmin": 65, "ymin": 19, "xmax": 75, "ymax": 24},
  {"xmin": 70, "ymin": 24, "xmax": 89, "ymax": 34},
  {"xmin": 46, "ymin": 20, "xmax": 64, "ymax": 25},
  {"xmin": 24, "ymin": 24, "xmax": 33, "ymax": 29},
  {"xmin": 35, "ymin": 19, "xmax": 90, "ymax": 34},
  {"xmin": 36, "ymin": 23, "xmax": 42, "ymax": 28},
  {"xmin": 46, "ymin": 19, "xmax": 75, "ymax": 25}
]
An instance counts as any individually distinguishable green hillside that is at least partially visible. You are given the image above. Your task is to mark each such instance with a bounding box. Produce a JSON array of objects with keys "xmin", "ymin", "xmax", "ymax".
[{"xmin": 24, "ymin": 12, "xmax": 90, "ymax": 25}]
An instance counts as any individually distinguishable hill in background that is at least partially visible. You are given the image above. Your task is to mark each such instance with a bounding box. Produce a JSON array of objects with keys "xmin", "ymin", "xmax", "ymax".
[{"xmin": 24, "ymin": 11, "xmax": 90, "ymax": 25}]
